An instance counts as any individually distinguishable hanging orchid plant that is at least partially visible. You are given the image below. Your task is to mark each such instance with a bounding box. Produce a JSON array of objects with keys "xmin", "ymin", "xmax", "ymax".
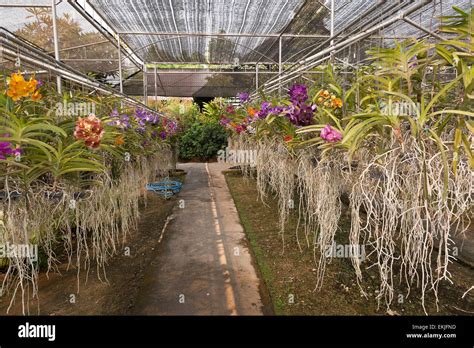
[
  {"xmin": 222, "ymin": 8, "xmax": 474, "ymax": 314},
  {"xmin": 0, "ymin": 70, "xmax": 181, "ymax": 313}
]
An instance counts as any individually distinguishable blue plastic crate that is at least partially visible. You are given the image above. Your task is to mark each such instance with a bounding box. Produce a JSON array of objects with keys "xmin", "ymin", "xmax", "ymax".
[{"xmin": 146, "ymin": 179, "xmax": 183, "ymax": 199}]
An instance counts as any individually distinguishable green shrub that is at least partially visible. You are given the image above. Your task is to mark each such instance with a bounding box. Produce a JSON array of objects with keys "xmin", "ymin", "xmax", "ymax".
[{"xmin": 178, "ymin": 121, "xmax": 228, "ymax": 161}]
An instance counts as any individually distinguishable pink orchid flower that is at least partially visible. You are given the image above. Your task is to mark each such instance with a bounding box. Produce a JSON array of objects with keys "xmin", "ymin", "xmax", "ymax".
[{"xmin": 320, "ymin": 125, "xmax": 342, "ymax": 143}]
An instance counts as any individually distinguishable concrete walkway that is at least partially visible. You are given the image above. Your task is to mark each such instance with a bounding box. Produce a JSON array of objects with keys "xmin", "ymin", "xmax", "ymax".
[{"xmin": 132, "ymin": 162, "xmax": 264, "ymax": 315}]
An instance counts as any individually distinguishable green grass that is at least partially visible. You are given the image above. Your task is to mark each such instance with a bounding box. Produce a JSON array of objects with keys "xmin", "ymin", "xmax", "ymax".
[{"xmin": 224, "ymin": 172, "xmax": 281, "ymax": 313}]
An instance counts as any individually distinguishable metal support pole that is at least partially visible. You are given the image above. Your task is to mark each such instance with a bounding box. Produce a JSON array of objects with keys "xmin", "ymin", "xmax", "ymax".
[
  {"xmin": 154, "ymin": 66, "xmax": 158, "ymax": 101},
  {"xmin": 0, "ymin": 3, "xmax": 52, "ymax": 7},
  {"xmin": 117, "ymin": 34, "xmax": 123, "ymax": 93},
  {"xmin": 330, "ymin": 0, "xmax": 335, "ymax": 60},
  {"xmin": 256, "ymin": 64, "xmax": 259, "ymax": 91},
  {"xmin": 143, "ymin": 65, "xmax": 148, "ymax": 106},
  {"xmin": 51, "ymin": 0, "xmax": 62, "ymax": 94},
  {"xmin": 278, "ymin": 37, "xmax": 282, "ymax": 96},
  {"xmin": 123, "ymin": 71, "xmax": 333, "ymax": 76}
]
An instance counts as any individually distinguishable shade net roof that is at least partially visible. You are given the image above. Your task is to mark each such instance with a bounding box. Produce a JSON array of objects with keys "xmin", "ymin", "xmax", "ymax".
[
  {"xmin": 87, "ymin": 0, "xmax": 472, "ymax": 64},
  {"xmin": 88, "ymin": 0, "xmax": 319, "ymax": 64},
  {"xmin": 326, "ymin": 0, "xmax": 471, "ymax": 40}
]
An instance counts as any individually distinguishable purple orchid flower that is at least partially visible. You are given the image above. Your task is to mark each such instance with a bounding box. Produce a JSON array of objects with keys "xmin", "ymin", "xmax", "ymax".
[
  {"xmin": 120, "ymin": 115, "xmax": 131, "ymax": 129},
  {"xmin": 0, "ymin": 135, "xmax": 21, "ymax": 160},
  {"xmin": 108, "ymin": 109, "xmax": 131, "ymax": 130},
  {"xmin": 150, "ymin": 114, "xmax": 160, "ymax": 125},
  {"xmin": 269, "ymin": 106, "xmax": 285, "ymax": 115},
  {"xmin": 285, "ymin": 103, "xmax": 315, "ymax": 127},
  {"xmin": 0, "ymin": 142, "xmax": 13, "ymax": 160},
  {"xmin": 238, "ymin": 92, "xmax": 250, "ymax": 104},
  {"xmin": 110, "ymin": 109, "xmax": 119, "ymax": 118},
  {"xmin": 166, "ymin": 120, "xmax": 178, "ymax": 134},
  {"xmin": 220, "ymin": 118, "xmax": 231, "ymax": 126},
  {"xmin": 288, "ymin": 84, "xmax": 308, "ymax": 104},
  {"xmin": 257, "ymin": 101, "xmax": 271, "ymax": 119}
]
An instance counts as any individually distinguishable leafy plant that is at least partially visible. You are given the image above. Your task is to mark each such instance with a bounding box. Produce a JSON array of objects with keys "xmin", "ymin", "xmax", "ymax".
[
  {"xmin": 178, "ymin": 121, "xmax": 227, "ymax": 161},
  {"xmin": 367, "ymin": 39, "xmax": 431, "ymax": 97},
  {"xmin": 436, "ymin": 7, "xmax": 474, "ymax": 98}
]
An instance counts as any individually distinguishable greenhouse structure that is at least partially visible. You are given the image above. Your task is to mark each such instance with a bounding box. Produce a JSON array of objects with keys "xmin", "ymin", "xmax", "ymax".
[{"xmin": 0, "ymin": 0, "xmax": 473, "ymax": 344}]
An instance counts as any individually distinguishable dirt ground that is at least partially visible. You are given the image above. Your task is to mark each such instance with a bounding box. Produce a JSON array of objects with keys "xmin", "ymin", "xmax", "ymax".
[
  {"xmin": 225, "ymin": 171, "xmax": 474, "ymax": 316},
  {"xmin": 0, "ymin": 191, "xmax": 177, "ymax": 315},
  {"xmin": 1, "ymin": 169, "xmax": 472, "ymax": 316}
]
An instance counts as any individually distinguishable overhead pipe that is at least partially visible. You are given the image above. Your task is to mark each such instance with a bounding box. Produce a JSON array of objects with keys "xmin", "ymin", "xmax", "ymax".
[
  {"xmin": 117, "ymin": 34, "xmax": 123, "ymax": 93},
  {"xmin": 51, "ymin": 0, "xmax": 62, "ymax": 94},
  {"xmin": 402, "ymin": 17, "xmax": 447, "ymax": 42}
]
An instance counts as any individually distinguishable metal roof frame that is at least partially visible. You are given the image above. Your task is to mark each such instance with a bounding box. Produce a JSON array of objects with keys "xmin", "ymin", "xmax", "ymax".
[
  {"xmin": 0, "ymin": 27, "xmax": 165, "ymax": 116},
  {"xmin": 1, "ymin": 0, "xmax": 471, "ymax": 98}
]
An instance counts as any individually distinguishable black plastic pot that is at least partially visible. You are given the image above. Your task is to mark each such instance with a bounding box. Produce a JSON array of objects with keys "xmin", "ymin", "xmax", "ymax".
[
  {"xmin": 0, "ymin": 191, "xmax": 21, "ymax": 201},
  {"xmin": 43, "ymin": 191, "xmax": 89, "ymax": 201}
]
